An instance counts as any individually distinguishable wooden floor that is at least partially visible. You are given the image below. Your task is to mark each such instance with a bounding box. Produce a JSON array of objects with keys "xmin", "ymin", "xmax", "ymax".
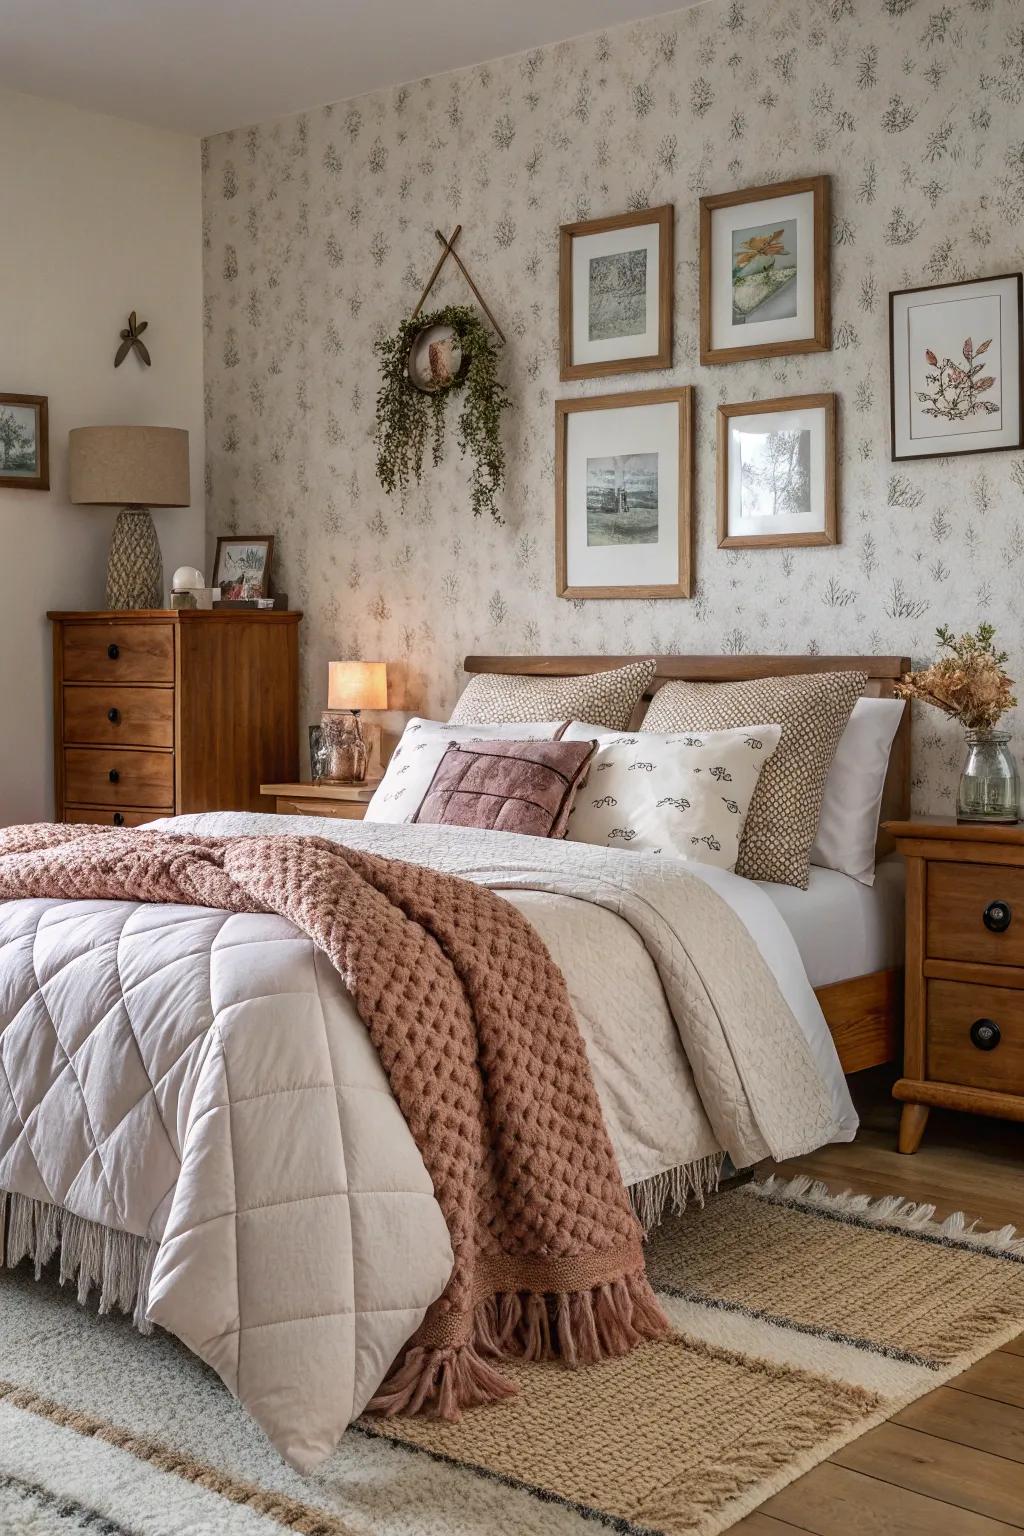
[{"xmin": 736, "ymin": 1069, "xmax": 1024, "ymax": 1535}]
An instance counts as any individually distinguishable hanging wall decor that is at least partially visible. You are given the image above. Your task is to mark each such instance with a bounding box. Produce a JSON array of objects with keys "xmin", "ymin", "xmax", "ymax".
[
  {"xmin": 717, "ymin": 393, "xmax": 837, "ymax": 549},
  {"xmin": 0, "ymin": 393, "xmax": 49, "ymax": 491},
  {"xmin": 374, "ymin": 226, "xmax": 509, "ymax": 522},
  {"xmin": 559, "ymin": 205, "xmax": 674, "ymax": 380},
  {"xmin": 115, "ymin": 311, "xmax": 151, "ymax": 368}
]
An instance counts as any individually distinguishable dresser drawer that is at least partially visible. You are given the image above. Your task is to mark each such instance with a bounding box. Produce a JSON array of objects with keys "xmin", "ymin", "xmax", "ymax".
[
  {"xmin": 927, "ymin": 861, "xmax": 1024, "ymax": 967},
  {"xmin": 64, "ymin": 807, "xmax": 166, "ymax": 827},
  {"xmin": 62, "ymin": 623, "xmax": 175, "ymax": 684},
  {"xmin": 63, "ymin": 685, "xmax": 174, "ymax": 748},
  {"xmin": 277, "ymin": 796, "xmax": 368, "ymax": 819},
  {"xmin": 926, "ymin": 979, "xmax": 1024, "ymax": 1094},
  {"xmin": 64, "ymin": 748, "xmax": 174, "ymax": 808}
]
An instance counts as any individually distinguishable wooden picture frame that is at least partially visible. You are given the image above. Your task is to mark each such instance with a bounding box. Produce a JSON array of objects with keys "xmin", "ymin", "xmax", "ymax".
[
  {"xmin": 0, "ymin": 393, "xmax": 49, "ymax": 491},
  {"xmin": 717, "ymin": 393, "xmax": 837, "ymax": 549},
  {"xmin": 699, "ymin": 176, "xmax": 830, "ymax": 366},
  {"xmin": 212, "ymin": 534, "xmax": 275, "ymax": 599},
  {"xmin": 559, "ymin": 205, "xmax": 673, "ymax": 381},
  {"xmin": 889, "ymin": 272, "xmax": 1024, "ymax": 462},
  {"xmin": 555, "ymin": 387, "xmax": 693, "ymax": 599}
]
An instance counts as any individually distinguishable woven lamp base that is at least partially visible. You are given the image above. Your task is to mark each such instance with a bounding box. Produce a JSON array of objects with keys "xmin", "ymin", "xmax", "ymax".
[{"xmin": 106, "ymin": 507, "xmax": 163, "ymax": 610}]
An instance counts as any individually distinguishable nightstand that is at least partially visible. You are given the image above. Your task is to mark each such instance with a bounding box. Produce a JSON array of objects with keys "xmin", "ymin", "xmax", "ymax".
[
  {"xmin": 260, "ymin": 781, "xmax": 381, "ymax": 820},
  {"xmin": 885, "ymin": 818, "xmax": 1024, "ymax": 1152}
]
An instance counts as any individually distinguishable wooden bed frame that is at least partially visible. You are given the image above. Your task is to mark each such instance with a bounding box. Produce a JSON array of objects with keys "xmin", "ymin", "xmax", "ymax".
[{"xmin": 463, "ymin": 654, "xmax": 912, "ymax": 1075}]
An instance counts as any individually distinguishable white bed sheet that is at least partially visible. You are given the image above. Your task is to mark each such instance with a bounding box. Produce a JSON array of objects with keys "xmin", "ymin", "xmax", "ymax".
[{"xmin": 758, "ymin": 855, "xmax": 905, "ymax": 990}]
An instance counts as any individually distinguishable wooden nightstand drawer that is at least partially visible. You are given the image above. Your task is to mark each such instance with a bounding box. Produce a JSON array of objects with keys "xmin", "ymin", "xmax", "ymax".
[
  {"xmin": 927, "ymin": 861, "xmax": 1024, "ymax": 967},
  {"xmin": 64, "ymin": 807, "xmax": 166, "ymax": 827},
  {"xmin": 926, "ymin": 978, "xmax": 1024, "ymax": 1095},
  {"xmin": 62, "ymin": 622, "xmax": 175, "ymax": 684},
  {"xmin": 64, "ymin": 748, "xmax": 174, "ymax": 808},
  {"xmin": 63, "ymin": 686, "xmax": 174, "ymax": 748}
]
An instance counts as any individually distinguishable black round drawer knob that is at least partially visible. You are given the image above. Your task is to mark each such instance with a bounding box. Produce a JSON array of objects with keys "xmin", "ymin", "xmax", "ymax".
[
  {"xmin": 970, "ymin": 1017, "xmax": 1001, "ymax": 1051},
  {"xmin": 112, "ymin": 812, "xmax": 124, "ymax": 826},
  {"xmin": 108, "ymin": 768, "xmax": 120, "ymax": 784},
  {"xmin": 107, "ymin": 643, "xmax": 120, "ymax": 660},
  {"xmin": 983, "ymin": 900, "xmax": 1012, "ymax": 932},
  {"xmin": 107, "ymin": 707, "xmax": 120, "ymax": 724}
]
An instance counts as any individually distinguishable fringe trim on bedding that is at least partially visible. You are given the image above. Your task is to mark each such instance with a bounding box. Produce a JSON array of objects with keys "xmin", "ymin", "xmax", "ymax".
[
  {"xmin": 367, "ymin": 1270, "xmax": 669, "ymax": 1421},
  {"xmin": 627, "ymin": 1152, "xmax": 725, "ymax": 1237},
  {"xmin": 1, "ymin": 1189, "xmax": 157, "ymax": 1332}
]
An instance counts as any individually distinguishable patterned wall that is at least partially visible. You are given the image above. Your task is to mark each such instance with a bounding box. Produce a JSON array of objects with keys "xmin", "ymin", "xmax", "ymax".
[{"xmin": 202, "ymin": 0, "xmax": 1024, "ymax": 810}]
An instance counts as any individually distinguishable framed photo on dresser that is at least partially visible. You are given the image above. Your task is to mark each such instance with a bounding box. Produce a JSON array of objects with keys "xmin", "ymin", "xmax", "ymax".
[
  {"xmin": 699, "ymin": 177, "xmax": 830, "ymax": 366},
  {"xmin": 555, "ymin": 387, "xmax": 693, "ymax": 599},
  {"xmin": 559, "ymin": 205, "xmax": 674, "ymax": 380},
  {"xmin": 889, "ymin": 272, "xmax": 1023, "ymax": 460}
]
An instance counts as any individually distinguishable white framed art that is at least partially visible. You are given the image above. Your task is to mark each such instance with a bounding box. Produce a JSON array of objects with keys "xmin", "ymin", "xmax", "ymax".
[
  {"xmin": 889, "ymin": 273, "xmax": 1023, "ymax": 461},
  {"xmin": 717, "ymin": 394, "xmax": 837, "ymax": 549},
  {"xmin": 555, "ymin": 387, "xmax": 693, "ymax": 598},
  {"xmin": 699, "ymin": 177, "xmax": 830, "ymax": 366},
  {"xmin": 559, "ymin": 206, "xmax": 673, "ymax": 380}
]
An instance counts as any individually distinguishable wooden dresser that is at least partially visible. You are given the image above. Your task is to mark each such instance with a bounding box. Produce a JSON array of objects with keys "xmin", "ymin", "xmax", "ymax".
[
  {"xmin": 886, "ymin": 818, "xmax": 1024, "ymax": 1151},
  {"xmin": 49, "ymin": 610, "xmax": 302, "ymax": 824}
]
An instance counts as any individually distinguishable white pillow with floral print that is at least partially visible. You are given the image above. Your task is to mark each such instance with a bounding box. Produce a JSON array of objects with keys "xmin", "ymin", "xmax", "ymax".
[
  {"xmin": 365, "ymin": 718, "xmax": 567, "ymax": 823},
  {"xmin": 560, "ymin": 722, "xmax": 783, "ymax": 870}
]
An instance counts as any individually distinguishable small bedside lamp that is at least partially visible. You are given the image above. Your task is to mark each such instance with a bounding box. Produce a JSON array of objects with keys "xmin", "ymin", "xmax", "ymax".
[{"xmin": 322, "ymin": 661, "xmax": 387, "ymax": 783}]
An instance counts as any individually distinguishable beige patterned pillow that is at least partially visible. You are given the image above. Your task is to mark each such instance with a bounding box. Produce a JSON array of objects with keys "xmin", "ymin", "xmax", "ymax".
[
  {"xmin": 641, "ymin": 670, "xmax": 868, "ymax": 888},
  {"xmin": 449, "ymin": 659, "xmax": 656, "ymax": 732}
]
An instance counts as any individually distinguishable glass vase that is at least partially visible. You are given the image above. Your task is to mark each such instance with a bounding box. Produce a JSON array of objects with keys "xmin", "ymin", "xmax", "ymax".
[{"xmin": 956, "ymin": 728, "xmax": 1019, "ymax": 824}]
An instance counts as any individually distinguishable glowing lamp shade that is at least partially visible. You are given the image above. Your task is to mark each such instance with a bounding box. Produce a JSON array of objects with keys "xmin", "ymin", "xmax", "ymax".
[{"xmin": 327, "ymin": 661, "xmax": 387, "ymax": 713}]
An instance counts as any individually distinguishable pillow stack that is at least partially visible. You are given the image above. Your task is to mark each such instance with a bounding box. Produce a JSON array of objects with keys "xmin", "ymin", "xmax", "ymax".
[{"xmin": 447, "ymin": 658, "xmax": 656, "ymax": 731}]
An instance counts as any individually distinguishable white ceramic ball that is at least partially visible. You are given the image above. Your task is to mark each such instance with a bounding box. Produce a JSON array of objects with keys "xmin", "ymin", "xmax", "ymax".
[{"xmin": 172, "ymin": 565, "xmax": 205, "ymax": 591}]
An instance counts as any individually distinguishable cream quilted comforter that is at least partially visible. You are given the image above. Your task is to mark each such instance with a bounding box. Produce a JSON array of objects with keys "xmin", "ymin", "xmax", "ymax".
[{"xmin": 0, "ymin": 816, "xmax": 853, "ymax": 1470}]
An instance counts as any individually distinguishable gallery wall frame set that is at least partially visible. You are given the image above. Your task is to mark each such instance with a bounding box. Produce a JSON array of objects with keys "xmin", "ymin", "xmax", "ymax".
[
  {"xmin": 699, "ymin": 176, "xmax": 831, "ymax": 367},
  {"xmin": 0, "ymin": 393, "xmax": 49, "ymax": 491},
  {"xmin": 889, "ymin": 272, "xmax": 1023, "ymax": 461},
  {"xmin": 717, "ymin": 393, "xmax": 838, "ymax": 550},
  {"xmin": 555, "ymin": 387, "xmax": 694, "ymax": 599},
  {"xmin": 559, "ymin": 205, "xmax": 674, "ymax": 380}
]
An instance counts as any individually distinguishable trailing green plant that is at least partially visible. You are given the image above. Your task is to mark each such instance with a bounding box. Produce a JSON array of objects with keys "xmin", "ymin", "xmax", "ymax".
[{"xmin": 374, "ymin": 305, "xmax": 509, "ymax": 522}]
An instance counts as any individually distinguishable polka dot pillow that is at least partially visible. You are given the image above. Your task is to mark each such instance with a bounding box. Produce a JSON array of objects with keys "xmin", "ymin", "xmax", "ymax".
[
  {"xmin": 448, "ymin": 659, "xmax": 656, "ymax": 732},
  {"xmin": 560, "ymin": 723, "xmax": 783, "ymax": 870}
]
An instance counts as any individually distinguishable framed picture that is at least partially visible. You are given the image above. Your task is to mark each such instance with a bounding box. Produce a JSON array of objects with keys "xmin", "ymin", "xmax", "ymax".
[
  {"xmin": 0, "ymin": 393, "xmax": 49, "ymax": 491},
  {"xmin": 889, "ymin": 273, "xmax": 1023, "ymax": 461},
  {"xmin": 717, "ymin": 393, "xmax": 837, "ymax": 549},
  {"xmin": 699, "ymin": 177, "xmax": 830, "ymax": 366},
  {"xmin": 555, "ymin": 387, "xmax": 693, "ymax": 599},
  {"xmin": 559, "ymin": 206, "xmax": 673, "ymax": 380},
  {"xmin": 212, "ymin": 535, "xmax": 275, "ymax": 599}
]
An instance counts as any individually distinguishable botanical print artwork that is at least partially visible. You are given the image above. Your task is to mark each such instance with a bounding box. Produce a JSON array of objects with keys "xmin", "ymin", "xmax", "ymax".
[
  {"xmin": 909, "ymin": 295, "xmax": 1003, "ymax": 438},
  {"xmin": 213, "ymin": 540, "xmax": 272, "ymax": 598},
  {"xmin": 732, "ymin": 219, "xmax": 797, "ymax": 324},
  {"xmin": 0, "ymin": 403, "xmax": 39, "ymax": 477},
  {"xmin": 917, "ymin": 337, "xmax": 998, "ymax": 424},
  {"xmin": 588, "ymin": 249, "xmax": 648, "ymax": 341},
  {"xmin": 586, "ymin": 453, "xmax": 659, "ymax": 545},
  {"xmin": 738, "ymin": 429, "xmax": 811, "ymax": 519}
]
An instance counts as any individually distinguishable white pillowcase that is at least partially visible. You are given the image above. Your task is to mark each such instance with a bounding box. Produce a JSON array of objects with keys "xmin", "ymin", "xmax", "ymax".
[
  {"xmin": 365, "ymin": 718, "xmax": 567, "ymax": 823},
  {"xmin": 810, "ymin": 696, "xmax": 905, "ymax": 886},
  {"xmin": 560, "ymin": 722, "xmax": 782, "ymax": 870}
]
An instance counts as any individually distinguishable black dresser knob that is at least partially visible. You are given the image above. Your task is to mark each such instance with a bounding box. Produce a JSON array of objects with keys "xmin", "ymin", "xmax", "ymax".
[
  {"xmin": 970, "ymin": 1017, "xmax": 1001, "ymax": 1051},
  {"xmin": 107, "ymin": 707, "xmax": 120, "ymax": 724},
  {"xmin": 983, "ymin": 900, "xmax": 1012, "ymax": 933},
  {"xmin": 107, "ymin": 643, "xmax": 120, "ymax": 660},
  {"xmin": 112, "ymin": 812, "xmax": 124, "ymax": 826},
  {"xmin": 108, "ymin": 768, "xmax": 120, "ymax": 784}
]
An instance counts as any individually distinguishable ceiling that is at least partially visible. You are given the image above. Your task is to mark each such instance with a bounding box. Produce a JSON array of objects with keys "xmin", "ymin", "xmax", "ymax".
[{"xmin": 0, "ymin": 0, "xmax": 685, "ymax": 138}]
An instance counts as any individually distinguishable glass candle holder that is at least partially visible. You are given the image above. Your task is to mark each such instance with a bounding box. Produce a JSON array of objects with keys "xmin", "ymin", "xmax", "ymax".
[{"xmin": 320, "ymin": 710, "xmax": 367, "ymax": 784}]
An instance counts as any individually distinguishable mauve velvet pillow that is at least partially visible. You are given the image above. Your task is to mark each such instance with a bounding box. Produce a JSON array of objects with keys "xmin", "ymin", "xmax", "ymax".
[{"xmin": 411, "ymin": 738, "xmax": 597, "ymax": 838}]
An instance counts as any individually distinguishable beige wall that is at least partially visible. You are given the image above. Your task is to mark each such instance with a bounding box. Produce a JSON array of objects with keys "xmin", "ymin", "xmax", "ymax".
[{"xmin": 0, "ymin": 88, "xmax": 203, "ymax": 825}]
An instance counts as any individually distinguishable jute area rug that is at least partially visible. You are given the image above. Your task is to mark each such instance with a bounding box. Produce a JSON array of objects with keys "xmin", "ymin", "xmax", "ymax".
[{"xmin": 2, "ymin": 1174, "xmax": 1023, "ymax": 1536}]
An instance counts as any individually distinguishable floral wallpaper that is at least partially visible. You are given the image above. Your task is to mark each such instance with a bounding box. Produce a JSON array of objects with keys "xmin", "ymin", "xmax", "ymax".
[{"xmin": 202, "ymin": 0, "xmax": 1024, "ymax": 810}]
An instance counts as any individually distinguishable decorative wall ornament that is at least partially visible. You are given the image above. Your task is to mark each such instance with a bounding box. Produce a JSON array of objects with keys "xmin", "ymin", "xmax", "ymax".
[
  {"xmin": 889, "ymin": 274, "xmax": 1023, "ymax": 462},
  {"xmin": 717, "ymin": 394, "xmax": 837, "ymax": 550},
  {"xmin": 700, "ymin": 178, "xmax": 830, "ymax": 366},
  {"xmin": 0, "ymin": 393, "xmax": 49, "ymax": 491},
  {"xmin": 114, "ymin": 311, "xmax": 151, "ymax": 368},
  {"xmin": 555, "ymin": 387, "xmax": 693, "ymax": 599},
  {"xmin": 559, "ymin": 205, "xmax": 673, "ymax": 380}
]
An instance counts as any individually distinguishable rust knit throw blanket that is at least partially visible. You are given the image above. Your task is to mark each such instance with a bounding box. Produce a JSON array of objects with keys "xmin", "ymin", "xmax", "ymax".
[{"xmin": 0, "ymin": 824, "xmax": 667, "ymax": 1417}]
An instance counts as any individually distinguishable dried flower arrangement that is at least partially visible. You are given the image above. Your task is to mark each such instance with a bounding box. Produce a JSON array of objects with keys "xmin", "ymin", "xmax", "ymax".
[{"xmin": 895, "ymin": 623, "xmax": 1017, "ymax": 731}]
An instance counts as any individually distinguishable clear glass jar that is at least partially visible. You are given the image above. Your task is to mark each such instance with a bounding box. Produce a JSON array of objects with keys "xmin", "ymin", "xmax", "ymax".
[
  {"xmin": 957, "ymin": 728, "xmax": 1019, "ymax": 823},
  {"xmin": 321, "ymin": 710, "xmax": 367, "ymax": 784}
]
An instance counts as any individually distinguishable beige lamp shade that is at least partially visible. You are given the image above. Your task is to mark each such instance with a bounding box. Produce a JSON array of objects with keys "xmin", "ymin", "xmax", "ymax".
[
  {"xmin": 328, "ymin": 660, "xmax": 387, "ymax": 711},
  {"xmin": 69, "ymin": 425, "xmax": 190, "ymax": 507}
]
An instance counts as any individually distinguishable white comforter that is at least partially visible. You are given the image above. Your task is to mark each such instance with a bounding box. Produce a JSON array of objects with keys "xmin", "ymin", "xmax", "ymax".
[{"xmin": 0, "ymin": 816, "xmax": 854, "ymax": 1470}]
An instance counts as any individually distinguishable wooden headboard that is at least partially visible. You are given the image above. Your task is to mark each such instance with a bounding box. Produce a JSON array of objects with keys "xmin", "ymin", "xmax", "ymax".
[{"xmin": 463, "ymin": 654, "xmax": 912, "ymax": 853}]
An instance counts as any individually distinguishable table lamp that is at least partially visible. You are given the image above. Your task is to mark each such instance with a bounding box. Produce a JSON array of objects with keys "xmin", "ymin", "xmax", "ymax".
[
  {"xmin": 69, "ymin": 425, "xmax": 190, "ymax": 609},
  {"xmin": 322, "ymin": 660, "xmax": 388, "ymax": 783}
]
